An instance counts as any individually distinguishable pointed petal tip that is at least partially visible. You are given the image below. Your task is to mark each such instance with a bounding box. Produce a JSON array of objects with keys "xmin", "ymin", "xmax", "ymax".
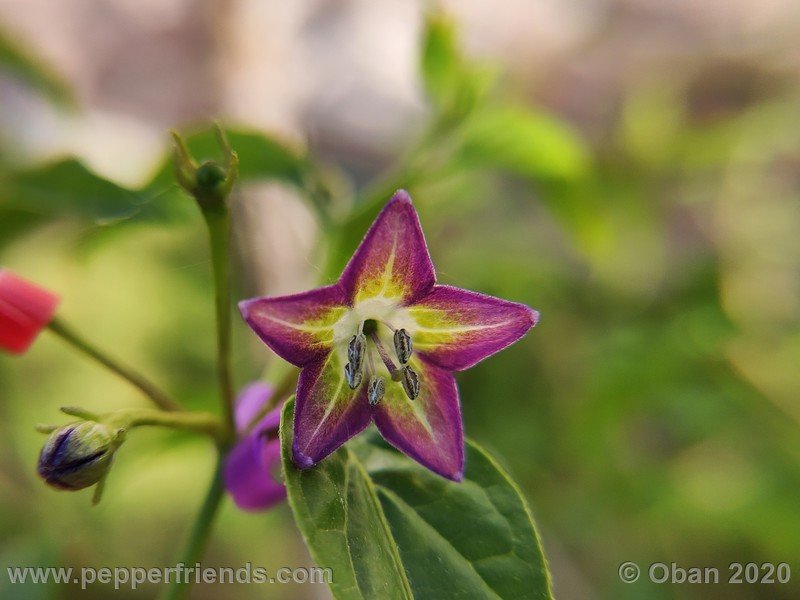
[
  {"xmin": 237, "ymin": 297, "xmax": 255, "ymax": 317},
  {"xmin": 528, "ymin": 306, "xmax": 541, "ymax": 329},
  {"xmin": 444, "ymin": 445, "xmax": 466, "ymax": 482},
  {"xmin": 291, "ymin": 443, "xmax": 316, "ymax": 470},
  {"xmin": 447, "ymin": 468, "xmax": 465, "ymax": 483},
  {"xmin": 412, "ymin": 446, "xmax": 465, "ymax": 482},
  {"xmin": 431, "ymin": 450, "xmax": 465, "ymax": 482},
  {"xmin": 389, "ymin": 188, "xmax": 413, "ymax": 205}
]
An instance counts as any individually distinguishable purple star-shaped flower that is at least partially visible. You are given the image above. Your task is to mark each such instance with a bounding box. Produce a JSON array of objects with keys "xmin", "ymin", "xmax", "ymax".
[
  {"xmin": 224, "ymin": 382, "xmax": 286, "ymax": 511},
  {"xmin": 240, "ymin": 191, "xmax": 538, "ymax": 481}
]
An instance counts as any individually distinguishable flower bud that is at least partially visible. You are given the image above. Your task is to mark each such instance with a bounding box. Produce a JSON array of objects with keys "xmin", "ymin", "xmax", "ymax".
[
  {"xmin": 171, "ymin": 125, "xmax": 239, "ymax": 212},
  {"xmin": 0, "ymin": 269, "xmax": 60, "ymax": 355},
  {"xmin": 37, "ymin": 422, "xmax": 119, "ymax": 491}
]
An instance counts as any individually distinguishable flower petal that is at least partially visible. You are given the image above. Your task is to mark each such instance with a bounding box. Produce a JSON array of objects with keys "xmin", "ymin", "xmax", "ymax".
[
  {"xmin": 0, "ymin": 269, "xmax": 60, "ymax": 355},
  {"xmin": 233, "ymin": 382, "xmax": 276, "ymax": 434},
  {"xmin": 372, "ymin": 356, "xmax": 464, "ymax": 481},
  {"xmin": 408, "ymin": 285, "xmax": 538, "ymax": 371},
  {"xmin": 340, "ymin": 190, "xmax": 436, "ymax": 306},
  {"xmin": 292, "ymin": 351, "xmax": 372, "ymax": 469},
  {"xmin": 224, "ymin": 433, "xmax": 286, "ymax": 511},
  {"xmin": 239, "ymin": 284, "xmax": 349, "ymax": 367},
  {"xmin": 225, "ymin": 387, "xmax": 286, "ymax": 512}
]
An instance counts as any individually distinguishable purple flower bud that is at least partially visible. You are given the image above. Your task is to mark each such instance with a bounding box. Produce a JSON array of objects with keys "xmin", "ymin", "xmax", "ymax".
[
  {"xmin": 37, "ymin": 422, "xmax": 117, "ymax": 491},
  {"xmin": 223, "ymin": 383, "xmax": 286, "ymax": 512}
]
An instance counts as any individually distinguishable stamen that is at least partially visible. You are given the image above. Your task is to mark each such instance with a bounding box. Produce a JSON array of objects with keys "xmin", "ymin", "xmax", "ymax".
[
  {"xmin": 368, "ymin": 377, "xmax": 386, "ymax": 406},
  {"xmin": 400, "ymin": 366, "xmax": 420, "ymax": 400},
  {"xmin": 344, "ymin": 362, "xmax": 363, "ymax": 389},
  {"xmin": 393, "ymin": 328, "xmax": 413, "ymax": 364},
  {"xmin": 344, "ymin": 332, "xmax": 367, "ymax": 389},
  {"xmin": 348, "ymin": 333, "xmax": 366, "ymax": 372}
]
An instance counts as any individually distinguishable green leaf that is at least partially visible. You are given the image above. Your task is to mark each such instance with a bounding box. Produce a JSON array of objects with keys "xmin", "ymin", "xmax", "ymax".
[
  {"xmin": 0, "ymin": 207, "xmax": 46, "ymax": 251},
  {"xmin": 0, "ymin": 128, "xmax": 317, "ymax": 247},
  {"xmin": 281, "ymin": 398, "xmax": 553, "ymax": 600},
  {"xmin": 457, "ymin": 105, "xmax": 590, "ymax": 182},
  {"xmin": 420, "ymin": 13, "xmax": 461, "ymax": 109},
  {"xmin": 0, "ymin": 27, "xmax": 75, "ymax": 107},
  {"xmin": 0, "ymin": 158, "xmax": 182, "ymax": 253},
  {"xmin": 280, "ymin": 398, "xmax": 414, "ymax": 600},
  {"xmin": 0, "ymin": 158, "xmax": 143, "ymax": 223}
]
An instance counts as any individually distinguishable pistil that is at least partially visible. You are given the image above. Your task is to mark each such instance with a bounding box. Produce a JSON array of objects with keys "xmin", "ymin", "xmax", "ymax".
[{"xmin": 368, "ymin": 330, "xmax": 400, "ymax": 378}]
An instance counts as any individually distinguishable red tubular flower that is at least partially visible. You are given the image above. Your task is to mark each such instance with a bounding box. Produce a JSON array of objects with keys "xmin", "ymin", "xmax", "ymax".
[{"xmin": 0, "ymin": 269, "xmax": 61, "ymax": 355}]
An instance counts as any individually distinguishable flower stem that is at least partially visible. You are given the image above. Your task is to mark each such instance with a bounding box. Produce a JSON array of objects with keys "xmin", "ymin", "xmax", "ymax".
[
  {"xmin": 47, "ymin": 317, "xmax": 181, "ymax": 412},
  {"xmin": 160, "ymin": 455, "xmax": 226, "ymax": 600},
  {"xmin": 103, "ymin": 408, "xmax": 224, "ymax": 441},
  {"xmin": 203, "ymin": 208, "xmax": 236, "ymax": 443}
]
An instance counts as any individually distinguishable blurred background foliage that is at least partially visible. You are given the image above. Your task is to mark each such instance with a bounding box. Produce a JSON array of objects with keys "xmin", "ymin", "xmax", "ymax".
[{"xmin": 1, "ymin": 1, "xmax": 800, "ymax": 599}]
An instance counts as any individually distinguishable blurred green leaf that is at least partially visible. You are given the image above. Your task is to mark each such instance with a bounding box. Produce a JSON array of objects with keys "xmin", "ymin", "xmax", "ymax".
[
  {"xmin": 420, "ymin": 13, "xmax": 489, "ymax": 124},
  {"xmin": 281, "ymin": 398, "xmax": 553, "ymax": 600},
  {"xmin": 456, "ymin": 106, "xmax": 591, "ymax": 182},
  {"xmin": 0, "ymin": 207, "xmax": 46, "ymax": 250},
  {"xmin": 0, "ymin": 27, "xmax": 75, "ymax": 107},
  {"xmin": 0, "ymin": 128, "xmax": 318, "ymax": 248},
  {"xmin": 420, "ymin": 13, "xmax": 461, "ymax": 108},
  {"xmin": 0, "ymin": 158, "xmax": 142, "ymax": 223}
]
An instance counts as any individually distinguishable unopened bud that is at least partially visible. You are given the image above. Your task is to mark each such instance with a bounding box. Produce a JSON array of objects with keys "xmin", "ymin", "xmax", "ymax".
[
  {"xmin": 37, "ymin": 422, "xmax": 119, "ymax": 491},
  {"xmin": 171, "ymin": 124, "xmax": 239, "ymax": 212}
]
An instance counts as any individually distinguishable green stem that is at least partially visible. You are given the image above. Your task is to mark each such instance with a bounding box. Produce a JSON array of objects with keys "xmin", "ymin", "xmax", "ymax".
[
  {"xmin": 164, "ymin": 126, "xmax": 239, "ymax": 600},
  {"xmin": 47, "ymin": 318, "xmax": 181, "ymax": 412},
  {"xmin": 104, "ymin": 408, "xmax": 224, "ymax": 441},
  {"xmin": 203, "ymin": 208, "xmax": 235, "ymax": 443},
  {"xmin": 160, "ymin": 455, "xmax": 226, "ymax": 600}
]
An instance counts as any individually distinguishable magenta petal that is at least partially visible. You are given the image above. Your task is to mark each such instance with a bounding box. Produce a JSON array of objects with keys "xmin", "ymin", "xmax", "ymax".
[
  {"xmin": 224, "ymin": 434, "xmax": 286, "ymax": 511},
  {"xmin": 292, "ymin": 352, "xmax": 372, "ymax": 469},
  {"xmin": 234, "ymin": 382, "xmax": 275, "ymax": 433},
  {"xmin": 239, "ymin": 284, "xmax": 348, "ymax": 367},
  {"xmin": 409, "ymin": 285, "xmax": 539, "ymax": 371},
  {"xmin": 225, "ymin": 384, "xmax": 286, "ymax": 511},
  {"xmin": 339, "ymin": 190, "xmax": 436, "ymax": 306},
  {"xmin": 372, "ymin": 356, "xmax": 464, "ymax": 481}
]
